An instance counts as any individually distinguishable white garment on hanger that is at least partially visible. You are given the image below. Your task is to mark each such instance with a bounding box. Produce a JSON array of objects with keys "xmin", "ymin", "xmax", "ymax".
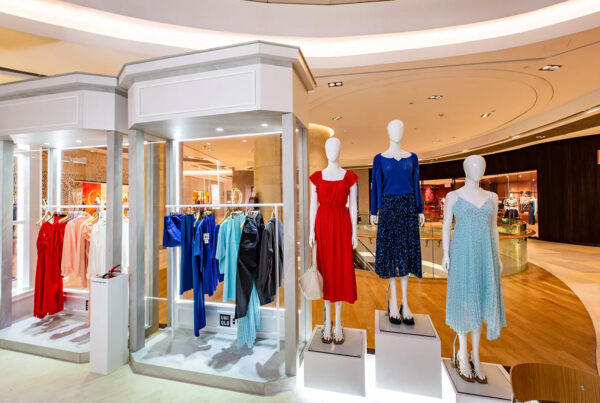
[{"xmin": 87, "ymin": 218, "xmax": 106, "ymax": 278}]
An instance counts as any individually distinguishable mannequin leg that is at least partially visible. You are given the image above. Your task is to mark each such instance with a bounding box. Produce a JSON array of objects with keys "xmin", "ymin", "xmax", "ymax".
[
  {"xmin": 470, "ymin": 326, "xmax": 486, "ymax": 378},
  {"xmin": 400, "ymin": 275, "xmax": 413, "ymax": 319},
  {"xmin": 456, "ymin": 332, "xmax": 473, "ymax": 379},
  {"xmin": 388, "ymin": 278, "xmax": 400, "ymax": 319},
  {"xmin": 323, "ymin": 300, "xmax": 332, "ymax": 339},
  {"xmin": 334, "ymin": 301, "xmax": 343, "ymax": 342}
]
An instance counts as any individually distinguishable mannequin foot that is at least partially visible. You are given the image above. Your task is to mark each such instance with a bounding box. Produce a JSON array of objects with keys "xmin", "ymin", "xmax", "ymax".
[
  {"xmin": 470, "ymin": 352, "xmax": 488, "ymax": 384},
  {"xmin": 455, "ymin": 349, "xmax": 474, "ymax": 383},
  {"xmin": 388, "ymin": 301, "xmax": 402, "ymax": 325},
  {"xmin": 333, "ymin": 322, "xmax": 344, "ymax": 345},
  {"xmin": 321, "ymin": 321, "xmax": 332, "ymax": 344},
  {"xmin": 400, "ymin": 304, "xmax": 415, "ymax": 325}
]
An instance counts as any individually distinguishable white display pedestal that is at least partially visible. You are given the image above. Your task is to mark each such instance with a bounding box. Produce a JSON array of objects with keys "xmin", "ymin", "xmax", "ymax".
[
  {"xmin": 442, "ymin": 358, "xmax": 512, "ymax": 402},
  {"xmin": 90, "ymin": 273, "xmax": 129, "ymax": 375},
  {"xmin": 303, "ymin": 325, "xmax": 366, "ymax": 396},
  {"xmin": 375, "ymin": 310, "xmax": 442, "ymax": 398}
]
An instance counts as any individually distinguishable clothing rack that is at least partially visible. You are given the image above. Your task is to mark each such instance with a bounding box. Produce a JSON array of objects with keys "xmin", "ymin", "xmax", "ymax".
[
  {"xmin": 42, "ymin": 204, "xmax": 129, "ymax": 209},
  {"xmin": 165, "ymin": 202, "xmax": 283, "ymax": 352}
]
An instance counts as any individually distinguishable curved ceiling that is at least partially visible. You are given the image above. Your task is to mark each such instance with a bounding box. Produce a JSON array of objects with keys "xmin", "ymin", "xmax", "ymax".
[{"xmin": 1, "ymin": 0, "xmax": 599, "ymax": 68}]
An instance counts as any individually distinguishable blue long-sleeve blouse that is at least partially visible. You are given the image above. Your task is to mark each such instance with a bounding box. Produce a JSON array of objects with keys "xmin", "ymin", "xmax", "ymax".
[{"xmin": 371, "ymin": 152, "xmax": 424, "ymax": 216}]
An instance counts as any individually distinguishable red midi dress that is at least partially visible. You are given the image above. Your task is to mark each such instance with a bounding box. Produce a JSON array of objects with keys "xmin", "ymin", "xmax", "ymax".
[
  {"xmin": 310, "ymin": 170, "xmax": 358, "ymax": 304},
  {"xmin": 34, "ymin": 217, "xmax": 66, "ymax": 319}
]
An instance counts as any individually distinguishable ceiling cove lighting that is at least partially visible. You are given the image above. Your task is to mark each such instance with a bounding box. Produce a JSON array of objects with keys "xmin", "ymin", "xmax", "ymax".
[
  {"xmin": 536, "ymin": 135, "xmax": 546, "ymax": 139},
  {"xmin": 332, "ymin": 116, "xmax": 343, "ymax": 121},
  {"xmin": 3, "ymin": 1, "xmax": 600, "ymax": 58},
  {"xmin": 328, "ymin": 82, "xmax": 343, "ymax": 87},
  {"xmin": 462, "ymin": 149, "xmax": 470, "ymax": 152},
  {"xmin": 427, "ymin": 95, "xmax": 443, "ymax": 100},
  {"xmin": 481, "ymin": 112, "xmax": 492, "ymax": 118},
  {"xmin": 585, "ymin": 107, "xmax": 599, "ymax": 114},
  {"xmin": 539, "ymin": 64, "xmax": 562, "ymax": 71},
  {"xmin": 512, "ymin": 135, "xmax": 521, "ymax": 139}
]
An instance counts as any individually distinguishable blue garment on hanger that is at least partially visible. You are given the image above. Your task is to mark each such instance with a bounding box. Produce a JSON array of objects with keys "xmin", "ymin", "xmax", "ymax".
[
  {"xmin": 162, "ymin": 213, "xmax": 184, "ymax": 247},
  {"xmin": 191, "ymin": 218, "xmax": 206, "ymax": 336},
  {"xmin": 200, "ymin": 214, "xmax": 219, "ymax": 296},
  {"xmin": 179, "ymin": 214, "xmax": 195, "ymax": 295},
  {"xmin": 236, "ymin": 285, "xmax": 261, "ymax": 348},
  {"xmin": 213, "ymin": 223, "xmax": 224, "ymax": 282}
]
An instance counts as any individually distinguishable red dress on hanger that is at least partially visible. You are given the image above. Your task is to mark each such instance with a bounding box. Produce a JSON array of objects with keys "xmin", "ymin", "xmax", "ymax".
[
  {"xmin": 34, "ymin": 217, "xmax": 67, "ymax": 319},
  {"xmin": 310, "ymin": 170, "xmax": 358, "ymax": 304}
]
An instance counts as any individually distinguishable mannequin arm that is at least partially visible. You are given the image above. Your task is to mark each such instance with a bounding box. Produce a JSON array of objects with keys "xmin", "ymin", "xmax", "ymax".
[
  {"xmin": 491, "ymin": 193, "xmax": 503, "ymax": 272},
  {"xmin": 349, "ymin": 183, "xmax": 358, "ymax": 249},
  {"xmin": 309, "ymin": 183, "xmax": 318, "ymax": 248},
  {"xmin": 441, "ymin": 192, "xmax": 457, "ymax": 271}
]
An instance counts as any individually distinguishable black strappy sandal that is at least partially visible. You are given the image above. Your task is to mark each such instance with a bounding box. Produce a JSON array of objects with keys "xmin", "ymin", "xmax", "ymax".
[{"xmin": 400, "ymin": 305, "xmax": 415, "ymax": 326}]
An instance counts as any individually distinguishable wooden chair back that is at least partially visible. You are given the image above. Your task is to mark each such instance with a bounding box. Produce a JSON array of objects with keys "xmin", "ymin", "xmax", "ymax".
[{"xmin": 510, "ymin": 363, "xmax": 600, "ymax": 403}]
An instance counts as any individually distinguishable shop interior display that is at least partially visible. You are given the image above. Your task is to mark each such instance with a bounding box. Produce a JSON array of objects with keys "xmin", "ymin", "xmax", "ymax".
[
  {"xmin": 503, "ymin": 193, "xmax": 520, "ymax": 220},
  {"xmin": 442, "ymin": 155, "xmax": 506, "ymax": 384},
  {"xmin": 309, "ymin": 137, "xmax": 358, "ymax": 344},
  {"xmin": 370, "ymin": 120, "xmax": 425, "ymax": 325}
]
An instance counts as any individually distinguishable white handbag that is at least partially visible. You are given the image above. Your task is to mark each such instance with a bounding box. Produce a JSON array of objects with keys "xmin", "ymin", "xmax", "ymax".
[{"xmin": 300, "ymin": 248, "xmax": 323, "ymax": 300}]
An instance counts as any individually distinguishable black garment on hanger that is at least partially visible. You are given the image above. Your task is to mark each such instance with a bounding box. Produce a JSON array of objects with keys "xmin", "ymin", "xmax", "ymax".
[
  {"xmin": 234, "ymin": 212, "xmax": 265, "ymax": 320},
  {"xmin": 257, "ymin": 217, "xmax": 283, "ymax": 305},
  {"xmin": 528, "ymin": 200, "xmax": 536, "ymax": 225}
]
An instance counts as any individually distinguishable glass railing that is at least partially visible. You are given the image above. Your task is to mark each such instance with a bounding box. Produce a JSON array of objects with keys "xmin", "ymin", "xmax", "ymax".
[{"xmin": 356, "ymin": 214, "xmax": 533, "ymax": 279}]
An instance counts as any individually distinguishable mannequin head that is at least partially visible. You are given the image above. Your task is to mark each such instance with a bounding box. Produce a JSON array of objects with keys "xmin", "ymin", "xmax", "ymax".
[
  {"xmin": 463, "ymin": 155, "xmax": 486, "ymax": 182},
  {"xmin": 325, "ymin": 137, "xmax": 341, "ymax": 163},
  {"xmin": 387, "ymin": 120, "xmax": 405, "ymax": 143}
]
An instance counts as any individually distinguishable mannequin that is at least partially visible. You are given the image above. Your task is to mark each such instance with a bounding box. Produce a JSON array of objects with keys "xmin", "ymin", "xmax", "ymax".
[
  {"xmin": 309, "ymin": 137, "xmax": 358, "ymax": 344},
  {"xmin": 370, "ymin": 120, "xmax": 425, "ymax": 323},
  {"xmin": 441, "ymin": 155, "xmax": 505, "ymax": 384}
]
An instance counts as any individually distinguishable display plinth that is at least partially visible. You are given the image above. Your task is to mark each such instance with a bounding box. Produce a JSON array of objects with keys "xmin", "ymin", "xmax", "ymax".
[
  {"xmin": 375, "ymin": 310, "xmax": 442, "ymax": 398},
  {"xmin": 442, "ymin": 358, "xmax": 512, "ymax": 402},
  {"xmin": 0, "ymin": 314, "xmax": 89, "ymax": 363},
  {"xmin": 303, "ymin": 325, "xmax": 366, "ymax": 396},
  {"xmin": 130, "ymin": 328, "xmax": 293, "ymax": 395},
  {"xmin": 90, "ymin": 273, "xmax": 128, "ymax": 375}
]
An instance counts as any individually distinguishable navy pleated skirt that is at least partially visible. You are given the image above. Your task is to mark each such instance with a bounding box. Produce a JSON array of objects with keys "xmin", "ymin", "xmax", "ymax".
[{"xmin": 375, "ymin": 194, "xmax": 422, "ymax": 278}]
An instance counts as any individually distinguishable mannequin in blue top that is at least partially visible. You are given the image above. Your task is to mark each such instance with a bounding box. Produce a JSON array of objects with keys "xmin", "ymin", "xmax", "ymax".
[{"xmin": 370, "ymin": 120, "xmax": 425, "ymax": 324}]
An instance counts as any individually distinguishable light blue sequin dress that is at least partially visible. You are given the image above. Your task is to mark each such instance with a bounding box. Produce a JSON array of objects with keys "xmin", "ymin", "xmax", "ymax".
[{"xmin": 446, "ymin": 194, "xmax": 506, "ymax": 340}]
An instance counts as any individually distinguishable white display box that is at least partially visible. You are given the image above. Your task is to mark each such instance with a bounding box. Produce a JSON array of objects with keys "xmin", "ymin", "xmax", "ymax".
[
  {"xmin": 375, "ymin": 310, "xmax": 442, "ymax": 398},
  {"xmin": 442, "ymin": 358, "xmax": 512, "ymax": 403},
  {"xmin": 303, "ymin": 325, "xmax": 366, "ymax": 396},
  {"xmin": 90, "ymin": 273, "xmax": 129, "ymax": 375}
]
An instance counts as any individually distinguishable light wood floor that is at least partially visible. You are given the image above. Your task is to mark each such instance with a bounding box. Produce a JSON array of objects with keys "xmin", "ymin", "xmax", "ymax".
[{"xmin": 157, "ymin": 262, "xmax": 596, "ymax": 374}]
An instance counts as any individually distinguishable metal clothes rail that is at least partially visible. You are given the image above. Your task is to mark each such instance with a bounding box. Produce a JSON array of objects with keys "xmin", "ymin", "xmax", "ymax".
[{"xmin": 165, "ymin": 202, "xmax": 283, "ymax": 352}]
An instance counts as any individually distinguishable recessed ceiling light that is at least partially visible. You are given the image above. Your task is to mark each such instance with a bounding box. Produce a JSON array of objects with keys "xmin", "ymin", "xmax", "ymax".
[
  {"xmin": 536, "ymin": 135, "xmax": 546, "ymax": 139},
  {"xmin": 206, "ymin": 142, "xmax": 211, "ymax": 145},
  {"xmin": 427, "ymin": 95, "xmax": 443, "ymax": 100},
  {"xmin": 512, "ymin": 135, "xmax": 520, "ymax": 139},
  {"xmin": 327, "ymin": 81, "xmax": 343, "ymax": 87},
  {"xmin": 242, "ymin": 139, "xmax": 247, "ymax": 143},
  {"xmin": 481, "ymin": 112, "xmax": 492, "ymax": 118},
  {"xmin": 215, "ymin": 127, "xmax": 224, "ymax": 132},
  {"xmin": 261, "ymin": 123, "xmax": 269, "ymax": 127},
  {"xmin": 75, "ymin": 140, "xmax": 82, "ymax": 143},
  {"xmin": 332, "ymin": 116, "xmax": 343, "ymax": 121},
  {"xmin": 585, "ymin": 107, "xmax": 599, "ymax": 114},
  {"xmin": 539, "ymin": 64, "xmax": 562, "ymax": 71}
]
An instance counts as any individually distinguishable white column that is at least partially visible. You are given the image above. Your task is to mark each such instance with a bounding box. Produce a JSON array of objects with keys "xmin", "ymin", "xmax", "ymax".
[
  {"xmin": 106, "ymin": 131, "xmax": 123, "ymax": 270},
  {"xmin": 128, "ymin": 130, "xmax": 145, "ymax": 351},
  {"xmin": 282, "ymin": 113, "xmax": 298, "ymax": 376},
  {"xmin": 0, "ymin": 140, "xmax": 14, "ymax": 329}
]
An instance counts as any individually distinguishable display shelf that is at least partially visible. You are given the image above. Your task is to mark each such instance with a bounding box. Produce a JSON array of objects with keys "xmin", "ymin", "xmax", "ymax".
[
  {"xmin": 130, "ymin": 328, "xmax": 293, "ymax": 395},
  {"xmin": 442, "ymin": 358, "xmax": 512, "ymax": 402},
  {"xmin": 303, "ymin": 325, "xmax": 367, "ymax": 396},
  {"xmin": 0, "ymin": 313, "xmax": 89, "ymax": 363},
  {"xmin": 375, "ymin": 310, "xmax": 442, "ymax": 398}
]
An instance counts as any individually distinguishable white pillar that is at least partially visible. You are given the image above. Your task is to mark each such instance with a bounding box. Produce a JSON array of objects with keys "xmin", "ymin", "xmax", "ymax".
[
  {"xmin": 128, "ymin": 130, "xmax": 145, "ymax": 351},
  {"xmin": 0, "ymin": 140, "xmax": 14, "ymax": 329},
  {"xmin": 106, "ymin": 131, "xmax": 123, "ymax": 270}
]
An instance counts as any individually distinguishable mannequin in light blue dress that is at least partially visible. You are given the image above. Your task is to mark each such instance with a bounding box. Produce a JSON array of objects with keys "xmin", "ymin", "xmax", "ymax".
[{"xmin": 442, "ymin": 155, "xmax": 506, "ymax": 384}]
